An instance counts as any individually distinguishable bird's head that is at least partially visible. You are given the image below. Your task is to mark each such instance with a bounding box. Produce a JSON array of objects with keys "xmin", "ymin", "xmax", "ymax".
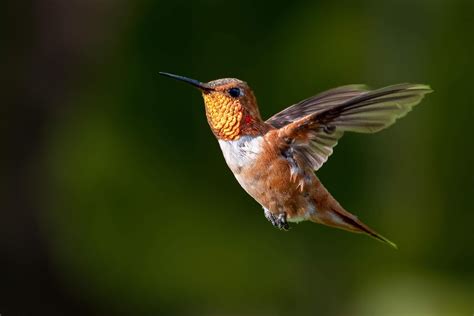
[{"xmin": 160, "ymin": 72, "xmax": 263, "ymax": 140}]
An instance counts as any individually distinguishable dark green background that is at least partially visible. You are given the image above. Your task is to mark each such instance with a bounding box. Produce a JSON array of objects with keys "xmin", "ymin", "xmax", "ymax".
[{"xmin": 3, "ymin": 0, "xmax": 473, "ymax": 315}]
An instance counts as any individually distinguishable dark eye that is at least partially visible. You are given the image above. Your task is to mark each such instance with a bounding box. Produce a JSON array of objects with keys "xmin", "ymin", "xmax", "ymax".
[{"xmin": 228, "ymin": 87, "xmax": 241, "ymax": 98}]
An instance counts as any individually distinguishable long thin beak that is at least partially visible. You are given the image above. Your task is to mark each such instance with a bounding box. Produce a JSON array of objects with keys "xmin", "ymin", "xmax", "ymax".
[{"xmin": 159, "ymin": 72, "xmax": 213, "ymax": 92}]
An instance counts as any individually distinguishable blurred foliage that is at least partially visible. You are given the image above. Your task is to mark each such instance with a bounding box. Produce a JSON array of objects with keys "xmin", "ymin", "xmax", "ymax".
[{"xmin": 5, "ymin": 0, "xmax": 474, "ymax": 315}]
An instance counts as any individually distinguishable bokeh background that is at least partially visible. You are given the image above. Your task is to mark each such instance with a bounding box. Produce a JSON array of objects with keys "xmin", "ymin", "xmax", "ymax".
[{"xmin": 3, "ymin": 0, "xmax": 474, "ymax": 315}]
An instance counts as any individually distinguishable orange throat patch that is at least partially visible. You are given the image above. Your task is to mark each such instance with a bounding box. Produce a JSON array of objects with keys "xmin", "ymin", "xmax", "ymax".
[{"xmin": 203, "ymin": 93, "xmax": 243, "ymax": 140}]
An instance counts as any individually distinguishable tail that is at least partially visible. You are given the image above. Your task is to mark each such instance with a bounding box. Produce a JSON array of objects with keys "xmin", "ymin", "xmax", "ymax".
[
  {"xmin": 328, "ymin": 205, "xmax": 397, "ymax": 249},
  {"xmin": 311, "ymin": 184, "xmax": 397, "ymax": 248}
]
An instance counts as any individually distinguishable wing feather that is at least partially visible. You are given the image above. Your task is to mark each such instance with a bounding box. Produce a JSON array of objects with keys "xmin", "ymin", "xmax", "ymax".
[
  {"xmin": 267, "ymin": 85, "xmax": 369, "ymax": 128},
  {"xmin": 276, "ymin": 83, "xmax": 432, "ymax": 171}
]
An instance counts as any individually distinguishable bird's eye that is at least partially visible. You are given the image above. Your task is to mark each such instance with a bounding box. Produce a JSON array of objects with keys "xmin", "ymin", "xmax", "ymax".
[{"xmin": 228, "ymin": 87, "xmax": 241, "ymax": 98}]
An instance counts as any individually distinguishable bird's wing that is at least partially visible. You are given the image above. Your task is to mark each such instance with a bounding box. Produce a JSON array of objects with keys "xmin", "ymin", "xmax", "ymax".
[
  {"xmin": 266, "ymin": 84, "xmax": 370, "ymax": 128},
  {"xmin": 274, "ymin": 83, "xmax": 432, "ymax": 171}
]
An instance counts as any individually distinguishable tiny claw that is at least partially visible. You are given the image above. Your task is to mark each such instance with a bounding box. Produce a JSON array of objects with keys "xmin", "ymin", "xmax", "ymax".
[
  {"xmin": 264, "ymin": 209, "xmax": 290, "ymax": 231},
  {"xmin": 276, "ymin": 212, "xmax": 290, "ymax": 231}
]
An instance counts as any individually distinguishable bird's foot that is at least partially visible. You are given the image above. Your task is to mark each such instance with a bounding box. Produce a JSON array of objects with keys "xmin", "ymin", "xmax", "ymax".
[
  {"xmin": 276, "ymin": 213, "xmax": 290, "ymax": 230},
  {"xmin": 264, "ymin": 209, "xmax": 290, "ymax": 231}
]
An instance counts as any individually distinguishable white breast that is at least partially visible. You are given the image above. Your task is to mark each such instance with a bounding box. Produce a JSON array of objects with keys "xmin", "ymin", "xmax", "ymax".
[{"xmin": 218, "ymin": 136, "xmax": 264, "ymax": 173}]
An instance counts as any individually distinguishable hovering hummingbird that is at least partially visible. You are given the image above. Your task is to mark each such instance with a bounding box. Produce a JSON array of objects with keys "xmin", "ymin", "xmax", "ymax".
[{"xmin": 160, "ymin": 72, "xmax": 432, "ymax": 247}]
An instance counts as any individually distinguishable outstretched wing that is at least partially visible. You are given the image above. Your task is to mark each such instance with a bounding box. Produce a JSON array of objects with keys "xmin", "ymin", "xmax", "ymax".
[
  {"xmin": 274, "ymin": 83, "xmax": 432, "ymax": 171},
  {"xmin": 267, "ymin": 84, "xmax": 370, "ymax": 128}
]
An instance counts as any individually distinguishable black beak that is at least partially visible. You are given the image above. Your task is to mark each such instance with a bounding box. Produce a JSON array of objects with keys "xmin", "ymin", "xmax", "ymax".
[{"xmin": 159, "ymin": 72, "xmax": 213, "ymax": 92}]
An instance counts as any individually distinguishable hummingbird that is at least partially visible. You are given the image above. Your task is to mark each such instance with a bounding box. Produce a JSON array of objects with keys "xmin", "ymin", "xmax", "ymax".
[{"xmin": 160, "ymin": 72, "xmax": 432, "ymax": 248}]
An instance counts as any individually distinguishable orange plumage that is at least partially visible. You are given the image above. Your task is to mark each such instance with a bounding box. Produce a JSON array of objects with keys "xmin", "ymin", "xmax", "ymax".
[{"xmin": 160, "ymin": 72, "xmax": 432, "ymax": 248}]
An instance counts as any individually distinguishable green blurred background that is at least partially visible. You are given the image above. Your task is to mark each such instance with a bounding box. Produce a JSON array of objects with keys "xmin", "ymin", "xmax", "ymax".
[{"xmin": 3, "ymin": 0, "xmax": 474, "ymax": 315}]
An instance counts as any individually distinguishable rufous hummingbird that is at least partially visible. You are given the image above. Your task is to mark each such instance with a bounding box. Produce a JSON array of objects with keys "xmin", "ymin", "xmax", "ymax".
[{"xmin": 160, "ymin": 72, "xmax": 432, "ymax": 248}]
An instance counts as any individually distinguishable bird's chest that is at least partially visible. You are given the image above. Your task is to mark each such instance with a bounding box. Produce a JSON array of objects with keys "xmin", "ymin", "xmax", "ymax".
[
  {"xmin": 218, "ymin": 136, "xmax": 290, "ymax": 202},
  {"xmin": 218, "ymin": 136, "xmax": 265, "ymax": 174},
  {"xmin": 218, "ymin": 136, "xmax": 275, "ymax": 198},
  {"xmin": 218, "ymin": 134, "xmax": 317, "ymax": 220}
]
